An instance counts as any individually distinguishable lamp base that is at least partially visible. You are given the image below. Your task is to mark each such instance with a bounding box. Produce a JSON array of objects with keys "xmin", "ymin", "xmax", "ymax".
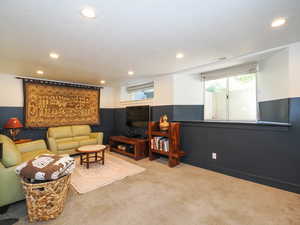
[{"xmin": 8, "ymin": 129, "xmax": 20, "ymax": 141}]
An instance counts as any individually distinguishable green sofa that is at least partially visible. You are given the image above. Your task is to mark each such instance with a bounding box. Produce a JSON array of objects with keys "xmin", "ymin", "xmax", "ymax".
[
  {"xmin": 0, "ymin": 134, "xmax": 51, "ymax": 207},
  {"xmin": 47, "ymin": 125, "xmax": 103, "ymax": 155}
]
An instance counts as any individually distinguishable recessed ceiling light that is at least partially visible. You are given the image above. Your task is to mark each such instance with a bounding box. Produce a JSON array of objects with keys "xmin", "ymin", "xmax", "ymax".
[
  {"xmin": 176, "ymin": 53, "xmax": 184, "ymax": 59},
  {"xmin": 271, "ymin": 17, "xmax": 287, "ymax": 28},
  {"xmin": 49, "ymin": 52, "xmax": 59, "ymax": 59},
  {"xmin": 100, "ymin": 80, "xmax": 106, "ymax": 84},
  {"xmin": 81, "ymin": 7, "xmax": 96, "ymax": 19},
  {"xmin": 36, "ymin": 70, "xmax": 44, "ymax": 75},
  {"xmin": 128, "ymin": 71, "xmax": 134, "ymax": 76}
]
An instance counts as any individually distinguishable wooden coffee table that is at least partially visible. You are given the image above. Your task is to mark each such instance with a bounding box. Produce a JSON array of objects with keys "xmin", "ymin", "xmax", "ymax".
[{"xmin": 77, "ymin": 145, "xmax": 108, "ymax": 169}]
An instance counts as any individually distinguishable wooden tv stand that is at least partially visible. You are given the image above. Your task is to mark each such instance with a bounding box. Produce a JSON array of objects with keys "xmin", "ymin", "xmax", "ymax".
[{"xmin": 109, "ymin": 136, "xmax": 148, "ymax": 160}]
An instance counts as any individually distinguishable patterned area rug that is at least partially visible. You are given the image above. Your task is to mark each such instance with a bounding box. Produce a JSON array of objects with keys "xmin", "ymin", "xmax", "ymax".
[{"xmin": 71, "ymin": 153, "xmax": 145, "ymax": 194}]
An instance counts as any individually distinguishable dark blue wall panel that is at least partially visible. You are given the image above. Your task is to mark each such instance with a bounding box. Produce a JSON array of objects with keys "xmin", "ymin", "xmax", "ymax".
[
  {"xmin": 179, "ymin": 98, "xmax": 300, "ymax": 193},
  {"xmin": 151, "ymin": 105, "xmax": 174, "ymax": 121},
  {"xmin": 173, "ymin": 105, "xmax": 204, "ymax": 121},
  {"xmin": 259, "ymin": 98, "xmax": 290, "ymax": 123},
  {"xmin": 1, "ymin": 99, "xmax": 300, "ymax": 193},
  {"xmin": 112, "ymin": 100, "xmax": 300, "ymax": 193}
]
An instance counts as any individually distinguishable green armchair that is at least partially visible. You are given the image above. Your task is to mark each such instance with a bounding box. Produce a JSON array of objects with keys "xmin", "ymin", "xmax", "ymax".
[
  {"xmin": 0, "ymin": 135, "xmax": 51, "ymax": 207},
  {"xmin": 47, "ymin": 125, "xmax": 103, "ymax": 155}
]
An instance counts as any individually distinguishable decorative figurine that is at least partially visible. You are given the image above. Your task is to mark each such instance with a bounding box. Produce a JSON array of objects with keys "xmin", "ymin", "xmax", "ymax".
[{"xmin": 159, "ymin": 114, "xmax": 170, "ymax": 131}]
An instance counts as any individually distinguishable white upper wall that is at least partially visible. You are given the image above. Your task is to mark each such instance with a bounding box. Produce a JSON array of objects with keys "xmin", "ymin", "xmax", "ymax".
[
  {"xmin": 289, "ymin": 42, "xmax": 300, "ymax": 98},
  {"xmin": 3, "ymin": 42, "xmax": 300, "ymax": 109},
  {"xmin": 100, "ymin": 87, "xmax": 115, "ymax": 108},
  {"xmin": 115, "ymin": 73, "xmax": 204, "ymax": 108},
  {"xmin": 115, "ymin": 42, "xmax": 299, "ymax": 108},
  {"xmin": 115, "ymin": 75, "xmax": 174, "ymax": 108},
  {"xmin": 115, "ymin": 42, "xmax": 300, "ymax": 108},
  {"xmin": 153, "ymin": 75, "xmax": 174, "ymax": 106},
  {"xmin": 0, "ymin": 74, "xmax": 23, "ymax": 107},
  {"xmin": 0, "ymin": 74, "xmax": 113, "ymax": 108},
  {"xmin": 257, "ymin": 49, "xmax": 289, "ymax": 102},
  {"xmin": 173, "ymin": 73, "xmax": 203, "ymax": 105}
]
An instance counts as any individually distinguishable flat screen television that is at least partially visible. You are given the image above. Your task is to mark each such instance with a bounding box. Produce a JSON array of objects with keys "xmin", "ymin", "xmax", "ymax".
[{"xmin": 126, "ymin": 105, "xmax": 150, "ymax": 128}]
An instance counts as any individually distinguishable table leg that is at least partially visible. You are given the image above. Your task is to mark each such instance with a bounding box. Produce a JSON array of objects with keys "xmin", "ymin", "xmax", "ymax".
[
  {"xmin": 80, "ymin": 154, "xmax": 83, "ymax": 165},
  {"xmin": 95, "ymin": 152, "xmax": 97, "ymax": 163},
  {"xmin": 87, "ymin": 153, "xmax": 89, "ymax": 169},
  {"xmin": 102, "ymin": 149, "xmax": 105, "ymax": 165}
]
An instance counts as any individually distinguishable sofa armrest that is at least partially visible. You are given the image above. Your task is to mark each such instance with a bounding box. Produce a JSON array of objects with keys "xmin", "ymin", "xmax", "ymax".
[
  {"xmin": 16, "ymin": 140, "xmax": 47, "ymax": 153},
  {"xmin": 47, "ymin": 137, "xmax": 58, "ymax": 153},
  {"xmin": 0, "ymin": 164, "xmax": 24, "ymax": 207},
  {"xmin": 90, "ymin": 132, "xmax": 103, "ymax": 144}
]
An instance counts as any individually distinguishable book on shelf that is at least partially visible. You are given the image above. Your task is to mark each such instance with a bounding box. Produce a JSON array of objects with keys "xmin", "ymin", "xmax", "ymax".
[{"xmin": 151, "ymin": 137, "xmax": 169, "ymax": 152}]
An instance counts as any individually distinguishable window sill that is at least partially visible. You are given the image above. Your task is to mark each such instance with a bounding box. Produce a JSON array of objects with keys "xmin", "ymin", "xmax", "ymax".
[
  {"xmin": 119, "ymin": 98, "xmax": 153, "ymax": 106},
  {"xmin": 175, "ymin": 120, "xmax": 291, "ymax": 131},
  {"xmin": 194, "ymin": 120, "xmax": 290, "ymax": 126}
]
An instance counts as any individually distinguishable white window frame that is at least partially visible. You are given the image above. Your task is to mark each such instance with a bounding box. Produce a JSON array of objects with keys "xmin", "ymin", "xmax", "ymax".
[
  {"xmin": 120, "ymin": 81, "xmax": 154, "ymax": 102},
  {"xmin": 202, "ymin": 63, "xmax": 258, "ymax": 122}
]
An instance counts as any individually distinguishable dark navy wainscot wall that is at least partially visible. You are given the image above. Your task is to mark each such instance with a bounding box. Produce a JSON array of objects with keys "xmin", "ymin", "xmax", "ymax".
[
  {"xmin": 259, "ymin": 98, "xmax": 290, "ymax": 123},
  {"xmin": 1, "ymin": 99, "xmax": 299, "ymax": 194},
  {"xmin": 178, "ymin": 98, "xmax": 300, "ymax": 194},
  {"xmin": 112, "ymin": 100, "xmax": 300, "ymax": 194}
]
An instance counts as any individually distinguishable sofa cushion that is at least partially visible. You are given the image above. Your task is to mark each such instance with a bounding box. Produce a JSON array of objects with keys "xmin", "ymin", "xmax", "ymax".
[
  {"xmin": 79, "ymin": 138, "xmax": 98, "ymax": 146},
  {"xmin": 48, "ymin": 126, "xmax": 72, "ymax": 139},
  {"xmin": 72, "ymin": 125, "xmax": 91, "ymax": 137},
  {"xmin": 16, "ymin": 140, "xmax": 47, "ymax": 153},
  {"xmin": 57, "ymin": 141, "xmax": 79, "ymax": 151},
  {"xmin": 21, "ymin": 149, "xmax": 50, "ymax": 163},
  {"xmin": 72, "ymin": 136, "xmax": 90, "ymax": 142},
  {"xmin": 56, "ymin": 137, "xmax": 73, "ymax": 143},
  {"xmin": 0, "ymin": 135, "xmax": 21, "ymax": 167}
]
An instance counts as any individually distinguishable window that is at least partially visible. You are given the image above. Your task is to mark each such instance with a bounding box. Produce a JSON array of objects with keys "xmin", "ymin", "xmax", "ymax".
[
  {"xmin": 203, "ymin": 64, "xmax": 257, "ymax": 121},
  {"xmin": 126, "ymin": 82, "xmax": 154, "ymax": 101}
]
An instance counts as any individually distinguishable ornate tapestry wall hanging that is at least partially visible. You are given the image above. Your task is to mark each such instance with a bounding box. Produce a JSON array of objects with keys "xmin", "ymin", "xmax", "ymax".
[{"xmin": 23, "ymin": 80, "xmax": 100, "ymax": 127}]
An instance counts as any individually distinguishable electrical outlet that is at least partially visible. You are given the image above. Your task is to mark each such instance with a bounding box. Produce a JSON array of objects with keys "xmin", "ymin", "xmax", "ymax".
[{"xmin": 212, "ymin": 152, "xmax": 217, "ymax": 160}]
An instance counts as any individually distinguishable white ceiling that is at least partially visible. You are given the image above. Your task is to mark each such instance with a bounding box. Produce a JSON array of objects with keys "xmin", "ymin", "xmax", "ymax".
[{"xmin": 0, "ymin": 0, "xmax": 300, "ymax": 85}]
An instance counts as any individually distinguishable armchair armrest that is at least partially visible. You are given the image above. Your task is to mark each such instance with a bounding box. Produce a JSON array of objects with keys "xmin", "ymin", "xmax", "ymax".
[
  {"xmin": 90, "ymin": 132, "xmax": 103, "ymax": 144},
  {"xmin": 47, "ymin": 137, "xmax": 58, "ymax": 153},
  {"xmin": 16, "ymin": 140, "xmax": 47, "ymax": 153}
]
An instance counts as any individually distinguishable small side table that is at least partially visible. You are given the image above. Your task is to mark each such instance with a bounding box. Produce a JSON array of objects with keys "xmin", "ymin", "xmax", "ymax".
[
  {"xmin": 14, "ymin": 139, "xmax": 32, "ymax": 144},
  {"xmin": 76, "ymin": 145, "xmax": 108, "ymax": 169}
]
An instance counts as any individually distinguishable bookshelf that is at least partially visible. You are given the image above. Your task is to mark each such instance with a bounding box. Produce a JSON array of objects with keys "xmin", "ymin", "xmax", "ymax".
[{"xmin": 148, "ymin": 121, "xmax": 185, "ymax": 167}]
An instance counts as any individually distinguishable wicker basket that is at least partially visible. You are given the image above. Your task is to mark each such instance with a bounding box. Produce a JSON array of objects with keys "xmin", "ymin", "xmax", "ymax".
[{"xmin": 21, "ymin": 174, "xmax": 71, "ymax": 222}]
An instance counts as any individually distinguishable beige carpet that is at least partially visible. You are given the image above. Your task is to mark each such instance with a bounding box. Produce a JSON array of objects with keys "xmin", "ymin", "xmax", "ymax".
[
  {"xmin": 71, "ymin": 153, "xmax": 145, "ymax": 193},
  {"xmin": 2, "ymin": 153, "xmax": 300, "ymax": 225}
]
